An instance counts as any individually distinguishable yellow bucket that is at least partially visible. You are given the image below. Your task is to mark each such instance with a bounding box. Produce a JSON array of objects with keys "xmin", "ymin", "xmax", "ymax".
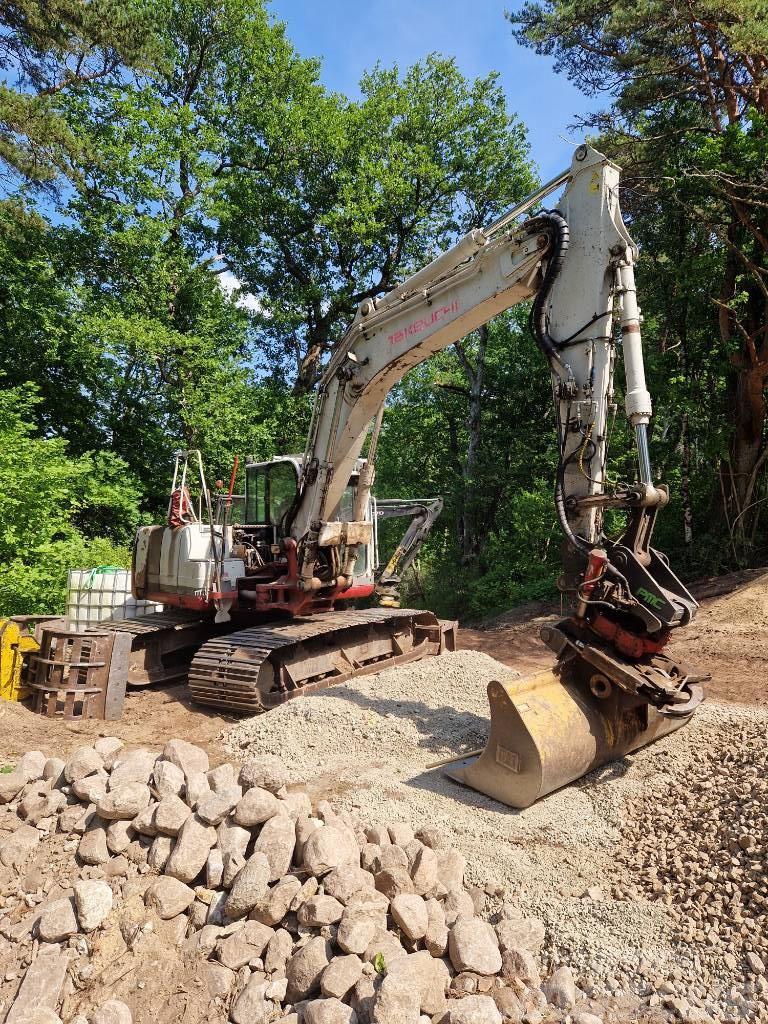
[{"xmin": 0, "ymin": 619, "xmax": 39, "ymax": 702}]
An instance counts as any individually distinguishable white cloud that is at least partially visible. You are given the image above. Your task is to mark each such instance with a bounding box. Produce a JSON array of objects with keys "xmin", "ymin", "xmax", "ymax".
[{"xmin": 218, "ymin": 270, "xmax": 263, "ymax": 313}]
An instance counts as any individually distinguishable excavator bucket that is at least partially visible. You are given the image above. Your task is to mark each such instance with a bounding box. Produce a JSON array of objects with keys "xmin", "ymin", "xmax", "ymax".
[{"xmin": 444, "ymin": 664, "xmax": 690, "ymax": 808}]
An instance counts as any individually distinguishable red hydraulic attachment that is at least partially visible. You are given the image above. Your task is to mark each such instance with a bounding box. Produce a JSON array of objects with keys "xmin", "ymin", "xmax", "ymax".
[
  {"xmin": 590, "ymin": 613, "xmax": 670, "ymax": 660},
  {"xmin": 576, "ymin": 547, "xmax": 670, "ymax": 659},
  {"xmin": 575, "ymin": 547, "xmax": 609, "ymax": 619}
]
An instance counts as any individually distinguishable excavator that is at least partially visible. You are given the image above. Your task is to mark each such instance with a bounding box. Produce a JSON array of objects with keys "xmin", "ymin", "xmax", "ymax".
[{"xmin": 121, "ymin": 142, "xmax": 705, "ymax": 807}]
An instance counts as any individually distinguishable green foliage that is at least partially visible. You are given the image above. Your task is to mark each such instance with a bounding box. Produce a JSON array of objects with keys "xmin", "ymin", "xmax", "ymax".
[
  {"xmin": 510, "ymin": 0, "xmax": 768, "ymax": 569},
  {"xmin": 218, "ymin": 53, "xmax": 535, "ymax": 389},
  {"xmin": 0, "ymin": 382, "xmax": 138, "ymax": 615}
]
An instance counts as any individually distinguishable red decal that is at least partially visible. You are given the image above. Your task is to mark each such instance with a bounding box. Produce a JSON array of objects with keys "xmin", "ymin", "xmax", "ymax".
[{"xmin": 388, "ymin": 300, "xmax": 460, "ymax": 345}]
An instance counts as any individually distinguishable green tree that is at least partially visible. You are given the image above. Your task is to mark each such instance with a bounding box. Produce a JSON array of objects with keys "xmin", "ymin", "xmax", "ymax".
[
  {"xmin": 0, "ymin": 0, "xmax": 164, "ymax": 188},
  {"xmin": 510, "ymin": 0, "xmax": 768, "ymax": 563},
  {"xmin": 0, "ymin": 382, "xmax": 140, "ymax": 614},
  {"xmin": 218, "ymin": 54, "xmax": 536, "ymax": 392}
]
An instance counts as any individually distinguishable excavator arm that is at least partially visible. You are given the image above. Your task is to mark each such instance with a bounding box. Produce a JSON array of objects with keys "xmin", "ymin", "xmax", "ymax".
[
  {"xmin": 373, "ymin": 498, "xmax": 444, "ymax": 608},
  {"xmin": 284, "ymin": 145, "xmax": 697, "ymax": 654},
  {"xmin": 178, "ymin": 143, "xmax": 704, "ymax": 806}
]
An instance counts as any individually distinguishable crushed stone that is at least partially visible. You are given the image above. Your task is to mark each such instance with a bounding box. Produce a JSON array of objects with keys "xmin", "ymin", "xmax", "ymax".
[{"xmin": 225, "ymin": 650, "xmax": 768, "ymax": 1014}]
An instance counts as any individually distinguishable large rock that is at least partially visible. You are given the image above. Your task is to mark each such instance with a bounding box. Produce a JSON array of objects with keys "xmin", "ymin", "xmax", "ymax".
[
  {"xmin": 93, "ymin": 736, "xmax": 124, "ymax": 764},
  {"xmin": 443, "ymin": 888, "xmax": 474, "ymax": 926},
  {"xmin": 324, "ymin": 866, "xmax": 375, "ymax": 905},
  {"xmin": 73, "ymin": 879, "xmax": 113, "ymax": 931},
  {"xmin": 18, "ymin": 750, "xmax": 47, "ymax": 782},
  {"xmin": 410, "ymin": 845, "xmax": 438, "ymax": 895},
  {"xmin": 371, "ymin": 971, "xmax": 420, "ymax": 1024},
  {"xmin": 38, "ymin": 897, "xmax": 79, "ymax": 942},
  {"xmin": 43, "ymin": 757, "xmax": 66, "ymax": 783},
  {"xmin": 265, "ymin": 927, "xmax": 294, "ymax": 974},
  {"xmin": 447, "ymin": 995, "xmax": 503, "ymax": 1024},
  {"xmin": 435, "ymin": 848, "xmax": 466, "ymax": 889},
  {"xmin": 286, "ymin": 936, "xmax": 332, "ymax": 1001},
  {"xmin": 0, "ymin": 770, "xmax": 27, "ymax": 804},
  {"xmin": 92, "ymin": 1000, "xmax": 133, "ymax": 1024},
  {"xmin": 217, "ymin": 920, "xmax": 274, "ymax": 970},
  {"xmin": 207, "ymin": 848, "xmax": 224, "ymax": 888},
  {"xmin": 225, "ymin": 852, "xmax": 271, "ymax": 918},
  {"xmin": 251, "ymin": 875, "xmax": 302, "ymax": 926},
  {"xmin": 542, "ymin": 965, "xmax": 577, "ymax": 1009},
  {"xmin": 231, "ymin": 974, "xmax": 270, "ymax": 1024},
  {"xmin": 304, "ymin": 998, "xmax": 358, "ymax": 1024},
  {"xmin": 233, "ymin": 785, "xmax": 280, "ymax": 827},
  {"xmin": 352, "ymin": 975, "xmax": 382, "ymax": 1024},
  {"xmin": 254, "ymin": 811, "xmax": 296, "ymax": 879},
  {"xmin": 152, "ymin": 760, "xmax": 185, "ymax": 798},
  {"xmin": 336, "ymin": 910, "xmax": 379, "ymax": 956},
  {"xmin": 147, "ymin": 835, "xmax": 174, "ymax": 872},
  {"xmin": 154, "ymin": 793, "xmax": 193, "ymax": 835},
  {"xmin": 0, "ymin": 823, "xmax": 40, "ymax": 867},
  {"xmin": 163, "ymin": 814, "xmax": 217, "ymax": 883},
  {"xmin": 449, "ymin": 919, "xmax": 502, "ymax": 976},
  {"xmin": 131, "ymin": 802, "xmax": 158, "ymax": 836},
  {"xmin": 298, "ymin": 895, "xmax": 345, "ymax": 927},
  {"xmin": 202, "ymin": 961, "xmax": 235, "ymax": 999},
  {"xmin": 185, "ymin": 770, "xmax": 211, "ymax": 808},
  {"xmin": 106, "ymin": 819, "xmax": 134, "ymax": 854},
  {"xmin": 390, "ymin": 894, "xmax": 428, "ymax": 941},
  {"xmin": 109, "ymin": 748, "xmax": 159, "ymax": 788},
  {"xmin": 500, "ymin": 947, "xmax": 540, "ymax": 988},
  {"xmin": 239, "ymin": 754, "xmax": 291, "ymax": 794},
  {"xmin": 374, "ymin": 866, "xmax": 414, "ymax": 900},
  {"xmin": 304, "ymin": 825, "xmax": 359, "ymax": 877},
  {"xmin": 163, "ymin": 738, "xmax": 209, "ymax": 779},
  {"xmin": 216, "ymin": 818, "xmax": 251, "ymax": 859},
  {"xmin": 145, "ymin": 876, "xmax": 196, "ymax": 919},
  {"xmin": 495, "ymin": 917, "xmax": 545, "ymax": 954},
  {"xmin": 64, "ymin": 746, "xmax": 103, "ymax": 784},
  {"xmin": 77, "ymin": 825, "xmax": 110, "ymax": 866},
  {"xmin": 197, "ymin": 787, "xmax": 241, "ymax": 826},
  {"xmin": 386, "ymin": 951, "xmax": 449, "ymax": 1015},
  {"xmin": 321, "ymin": 954, "xmax": 364, "ymax": 1000},
  {"xmin": 96, "ymin": 782, "xmax": 151, "ymax": 821},
  {"xmin": 68, "ymin": 769, "xmax": 106, "ymax": 803},
  {"xmin": 207, "ymin": 762, "xmax": 236, "ymax": 792},
  {"xmin": 296, "ymin": 815, "xmax": 324, "ymax": 861},
  {"xmin": 424, "ymin": 898, "xmax": 448, "ymax": 957},
  {"xmin": 363, "ymin": 927, "xmax": 407, "ymax": 968}
]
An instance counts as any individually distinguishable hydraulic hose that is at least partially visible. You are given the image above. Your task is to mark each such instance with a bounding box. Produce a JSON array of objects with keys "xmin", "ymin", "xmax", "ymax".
[{"xmin": 525, "ymin": 211, "xmax": 571, "ymax": 371}]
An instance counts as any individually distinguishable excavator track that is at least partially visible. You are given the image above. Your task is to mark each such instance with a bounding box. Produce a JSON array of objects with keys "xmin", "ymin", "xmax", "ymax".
[
  {"xmin": 88, "ymin": 611, "xmax": 221, "ymax": 687},
  {"xmin": 188, "ymin": 608, "xmax": 457, "ymax": 714}
]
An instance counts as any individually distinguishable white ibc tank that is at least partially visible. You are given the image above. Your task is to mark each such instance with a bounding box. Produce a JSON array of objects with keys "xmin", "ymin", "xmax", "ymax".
[{"xmin": 66, "ymin": 568, "xmax": 162, "ymax": 632}]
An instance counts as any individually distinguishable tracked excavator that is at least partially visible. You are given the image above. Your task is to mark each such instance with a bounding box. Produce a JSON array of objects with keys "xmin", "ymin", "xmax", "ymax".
[{"xmin": 123, "ymin": 142, "xmax": 704, "ymax": 807}]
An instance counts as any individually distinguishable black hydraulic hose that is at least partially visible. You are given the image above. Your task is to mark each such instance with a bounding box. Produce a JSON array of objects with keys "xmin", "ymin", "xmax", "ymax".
[{"xmin": 525, "ymin": 210, "xmax": 571, "ymax": 370}]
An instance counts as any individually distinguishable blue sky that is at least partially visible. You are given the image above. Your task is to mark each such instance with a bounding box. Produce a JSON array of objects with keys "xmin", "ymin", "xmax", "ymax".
[{"xmin": 269, "ymin": 0, "xmax": 601, "ymax": 180}]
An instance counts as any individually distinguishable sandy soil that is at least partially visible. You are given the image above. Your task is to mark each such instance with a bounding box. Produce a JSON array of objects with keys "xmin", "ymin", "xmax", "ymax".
[
  {"xmin": 460, "ymin": 567, "xmax": 768, "ymax": 707},
  {"xmin": 1, "ymin": 567, "xmax": 765, "ymax": 769}
]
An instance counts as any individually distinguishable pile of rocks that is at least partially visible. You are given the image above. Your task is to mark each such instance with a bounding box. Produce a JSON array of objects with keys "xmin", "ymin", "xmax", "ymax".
[
  {"xmin": 0, "ymin": 738, "xmax": 606, "ymax": 1024},
  {"xmin": 617, "ymin": 714, "xmax": 767, "ymax": 1021}
]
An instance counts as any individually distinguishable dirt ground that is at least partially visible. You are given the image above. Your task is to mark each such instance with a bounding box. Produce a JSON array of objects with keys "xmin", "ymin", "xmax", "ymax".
[{"xmin": 1, "ymin": 567, "xmax": 766, "ymax": 767}]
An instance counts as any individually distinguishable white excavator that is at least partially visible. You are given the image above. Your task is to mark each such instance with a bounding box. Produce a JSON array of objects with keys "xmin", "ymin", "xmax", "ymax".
[{"xmin": 127, "ymin": 143, "xmax": 705, "ymax": 807}]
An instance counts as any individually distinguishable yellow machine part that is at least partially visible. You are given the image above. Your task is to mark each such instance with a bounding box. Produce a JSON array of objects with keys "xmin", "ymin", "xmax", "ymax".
[
  {"xmin": 0, "ymin": 619, "xmax": 39, "ymax": 702},
  {"xmin": 445, "ymin": 664, "xmax": 689, "ymax": 808}
]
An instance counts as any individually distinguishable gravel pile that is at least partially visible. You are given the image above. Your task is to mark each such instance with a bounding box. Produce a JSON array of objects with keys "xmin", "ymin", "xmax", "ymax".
[
  {"xmin": 617, "ymin": 706, "xmax": 768, "ymax": 1018},
  {"xmin": 225, "ymin": 652, "xmax": 768, "ymax": 1022},
  {"xmin": 0, "ymin": 735, "xmax": 628, "ymax": 1024}
]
